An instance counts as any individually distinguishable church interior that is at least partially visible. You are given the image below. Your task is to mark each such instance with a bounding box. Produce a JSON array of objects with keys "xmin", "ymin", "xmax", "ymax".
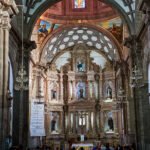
[{"xmin": 0, "ymin": 0, "xmax": 150, "ymax": 149}]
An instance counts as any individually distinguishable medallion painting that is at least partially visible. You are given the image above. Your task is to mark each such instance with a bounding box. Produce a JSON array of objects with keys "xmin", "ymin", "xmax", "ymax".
[{"xmin": 74, "ymin": 0, "xmax": 86, "ymax": 9}]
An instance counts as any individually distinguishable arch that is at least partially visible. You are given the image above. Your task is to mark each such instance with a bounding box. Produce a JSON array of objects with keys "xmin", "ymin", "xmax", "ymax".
[
  {"xmin": 38, "ymin": 24, "xmax": 123, "ymax": 65},
  {"xmin": 26, "ymin": 0, "xmax": 134, "ymax": 38}
]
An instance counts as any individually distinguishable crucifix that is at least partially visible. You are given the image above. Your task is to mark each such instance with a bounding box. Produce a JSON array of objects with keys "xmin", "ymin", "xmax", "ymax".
[
  {"xmin": 79, "ymin": 113, "xmax": 85, "ymax": 126},
  {"xmin": 79, "ymin": 112, "xmax": 88, "ymax": 134}
]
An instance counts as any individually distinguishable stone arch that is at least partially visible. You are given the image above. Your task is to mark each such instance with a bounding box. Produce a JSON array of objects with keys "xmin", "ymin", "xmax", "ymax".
[{"xmin": 26, "ymin": 0, "xmax": 134, "ymax": 38}]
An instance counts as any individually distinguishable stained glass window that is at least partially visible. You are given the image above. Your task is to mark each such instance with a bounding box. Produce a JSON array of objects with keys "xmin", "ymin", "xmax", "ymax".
[{"xmin": 74, "ymin": 0, "xmax": 86, "ymax": 9}]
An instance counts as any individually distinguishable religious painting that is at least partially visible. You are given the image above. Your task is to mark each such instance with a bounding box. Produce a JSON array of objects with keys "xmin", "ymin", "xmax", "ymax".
[
  {"xmin": 76, "ymin": 81, "xmax": 86, "ymax": 99},
  {"xmin": 104, "ymin": 111, "xmax": 114, "ymax": 133},
  {"xmin": 38, "ymin": 20, "xmax": 50, "ymax": 42},
  {"xmin": 50, "ymin": 112, "xmax": 60, "ymax": 134},
  {"xmin": 74, "ymin": 0, "xmax": 86, "ymax": 9}
]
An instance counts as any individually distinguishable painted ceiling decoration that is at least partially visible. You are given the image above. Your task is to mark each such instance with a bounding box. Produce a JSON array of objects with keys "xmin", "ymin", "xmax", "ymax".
[
  {"xmin": 40, "ymin": 26, "xmax": 120, "ymax": 65},
  {"xmin": 23, "ymin": 0, "xmax": 135, "ymax": 31},
  {"xmin": 40, "ymin": 1, "xmax": 118, "ymax": 23}
]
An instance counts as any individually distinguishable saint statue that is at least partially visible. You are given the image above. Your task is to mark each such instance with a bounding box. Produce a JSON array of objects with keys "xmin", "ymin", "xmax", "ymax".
[
  {"xmin": 79, "ymin": 88, "xmax": 84, "ymax": 98},
  {"xmin": 108, "ymin": 117, "xmax": 114, "ymax": 130},
  {"xmin": 107, "ymin": 85, "xmax": 112, "ymax": 98},
  {"xmin": 77, "ymin": 60, "xmax": 85, "ymax": 72},
  {"xmin": 51, "ymin": 90, "xmax": 56, "ymax": 99},
  {"xmin": 51, "ymin": 119, "xmax": 56, "ymax": 131},
  {"xmin": 51, "ymin": 112, "xmax": 59, "ymax": 132},
  {"xmin": 77, "ymin": 81, "xmax": 85, "ymax": 99}
]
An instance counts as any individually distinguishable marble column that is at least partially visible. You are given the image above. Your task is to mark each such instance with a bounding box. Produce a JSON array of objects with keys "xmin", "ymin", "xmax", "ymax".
[
  {"xmin": 68, "ymin": 112, "xmax": 71, "ymax": 133},
  {"xmin": 0, "ymin": 2, "xmax": 18, "ymax": 149},
  {"xmin": 63, "ymin": 74, "xmax": 68, "ymax": 140},
  {"xmin": 113, "ymin": 111, "xmax": 118, "ymax": 133},
  {"xmin": 73, "ymin": 112, "xmax": 76, "ymax": 134},
  {"xmin": 76, "ymin": 113, "xmax": 79, "ymax": 134},
  {"xmin": 68, "ymin": 80, "xmax": 72, "ymax": 101},
  {"xmin": 94, "ymin": 103, "xmax": 101, "ymax": 135},
  {"xmin": 32, "ymin": 66, "xmax": 42, "ymax": 99},
  {"xmin": 72, "ymin": 80, "xmax": 76, "ymax": 100},
  {"xmin": 100, "ymin": 73, "xmax": 103, "ymax": 99},
  {"xmin": 60, "ymin": 74, "xmax": 63, "ymax": 102},
  {"xmin": 88, "ymin": 112, "xmax": 92, "ymax": 132}
]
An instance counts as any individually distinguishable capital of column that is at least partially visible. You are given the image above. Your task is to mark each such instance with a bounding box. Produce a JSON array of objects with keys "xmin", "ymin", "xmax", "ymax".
[
  {"xmin": 0, "ymin": 0, "xmax": 18, "ymax": 15},
  {"xmin": 24, "ymin": 40, "xmax": 37, "ymax": 53}
]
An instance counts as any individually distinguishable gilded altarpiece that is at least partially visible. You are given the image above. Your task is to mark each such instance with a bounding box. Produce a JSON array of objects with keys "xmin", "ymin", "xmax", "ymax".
[{"xmin": 31, "ymin": 44, "xmax": 123, "ymax": 143}]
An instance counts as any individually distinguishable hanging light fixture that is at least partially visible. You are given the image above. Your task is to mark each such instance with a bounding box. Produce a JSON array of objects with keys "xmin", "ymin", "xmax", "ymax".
[
  {"xmin": 15, "ymin": 5, "xmax": 28, "ymax": 91},
  {"xmin": 113, "ymin": 87, "xmax": 126, "ymax": 112},
  {"xmin": 130, "ymin": 65, "xmax": 143, "ymax": 88},
  {"xmin": 118, "ymin": 87, "xmax": 126, "ymax": 98}
]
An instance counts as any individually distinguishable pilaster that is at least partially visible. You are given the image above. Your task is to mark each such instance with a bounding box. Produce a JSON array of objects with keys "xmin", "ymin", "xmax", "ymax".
[
  {"xmin": 13, "ymin": 41, "xmax": 36, "ymax": 148},
  {"xmin": 0, "ymin": 1, "xmax": 18, "ymax": 149}
]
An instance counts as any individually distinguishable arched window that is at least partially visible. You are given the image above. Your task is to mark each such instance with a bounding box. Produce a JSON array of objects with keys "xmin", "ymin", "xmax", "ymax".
[{"xmin": 74, "ymin": 0, "xmax": 86, "ymax": 9}]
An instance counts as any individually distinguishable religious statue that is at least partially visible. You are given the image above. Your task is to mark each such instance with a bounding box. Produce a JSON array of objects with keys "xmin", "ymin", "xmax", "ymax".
[
  {"xmin": 51, "ymin": 90, "xmax": 57, "ymax": 99},
  {"xmin": 77, "ymin": 60, "xmax": 85, "ymax": 72},
  {"xmin": 79, "ymin": 88, "xmax": 84, "ymax": 98},
  {"xmin": 51, "ymin": 112, "xmax": 59, "ymax": 132},
  {"xmin": 104, "ymin": 112, "xmax": 114, "ymax": 132},
  {"xmin": 50, "ymin": 82, "xmax": 57, "ymax": 100},
  {"xmin": 108, "ymin": 117, "xmax": 114, "ymax": 131},
  {"xmin": 107, "ymin": 85, "xmax": 112, "ymax": 98},
  {"xmin": 77, "ymin": 81, "xmax": 85, "ymax": 99},
  {"xmin": 51, "ymin": 119, "xmax": 56, "ymax": 131}
]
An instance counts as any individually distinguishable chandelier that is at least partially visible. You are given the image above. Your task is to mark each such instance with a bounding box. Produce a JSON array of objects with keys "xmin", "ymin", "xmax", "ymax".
[
  {"xmin": 113, "ymin": 87, "xmax": 126, "ymax": 111},
  {"xmin": 118, "ymin": 87, "xmax": 126, "ymax": 98},
  {"xmin": 130, "ymin": 65, "xmax": 143, "ymax": 88},
  {"xmin": 15, "ymin": 5, "xmax": 28, "ymax": 91}
]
